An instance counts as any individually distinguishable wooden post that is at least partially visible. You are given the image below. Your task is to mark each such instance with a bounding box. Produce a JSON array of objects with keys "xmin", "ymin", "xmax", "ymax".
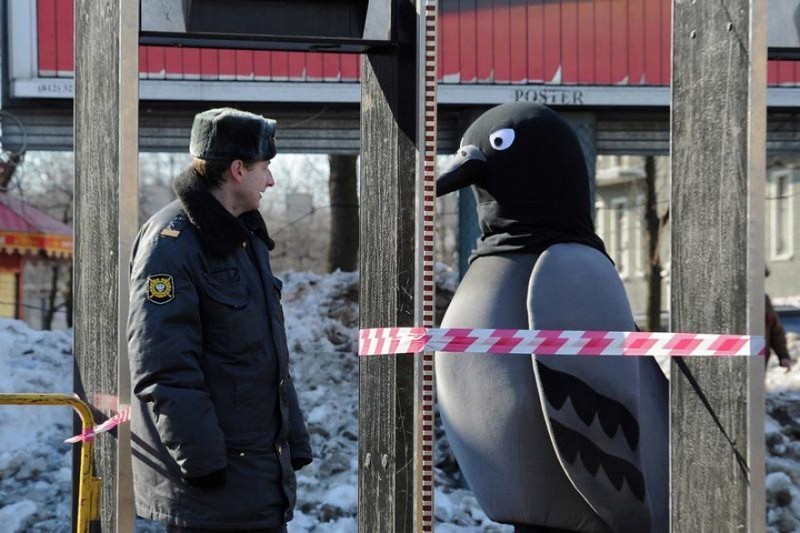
[
  {"xmin": 670, "ymin": 0, "xmax": 766, "ymax": 531},
  {"xmin": 358, "ymin": 0, "xmax": 418, "ymax": 530},
  {"xmin": 74, "ymin": 0, "xmax": 138, "ymax": 530},
  {"xmin": 327, "ymin": 154, "xmax": 359, "ymax": 272},
  {"xmin": 116, "ymin": 1, "xmax": 139, "ymax": 529}
]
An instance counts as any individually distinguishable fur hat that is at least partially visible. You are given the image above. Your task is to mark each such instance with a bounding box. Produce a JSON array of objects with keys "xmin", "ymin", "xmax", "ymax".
[{"xmin": 190, "ymin": 108, "xmax": 277, "ymax": 162}]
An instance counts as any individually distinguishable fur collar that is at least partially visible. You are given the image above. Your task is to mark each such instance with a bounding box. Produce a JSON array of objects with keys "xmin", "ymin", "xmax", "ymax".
[{"xmin": 172, "ymin": 167, "xmax": 275, "ymax": 256}]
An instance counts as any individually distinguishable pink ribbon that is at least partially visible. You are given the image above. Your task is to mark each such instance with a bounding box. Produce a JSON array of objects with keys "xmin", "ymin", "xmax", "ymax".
[{"xmin": 65, "ymin": 405, "xmax": 131, "ymax": 444}]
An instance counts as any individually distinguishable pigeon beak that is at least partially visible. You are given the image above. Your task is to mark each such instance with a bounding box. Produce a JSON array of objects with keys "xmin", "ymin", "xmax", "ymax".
[{"xmin": 436, "ymin": 145, "xmax": 488, "ymax": 197}]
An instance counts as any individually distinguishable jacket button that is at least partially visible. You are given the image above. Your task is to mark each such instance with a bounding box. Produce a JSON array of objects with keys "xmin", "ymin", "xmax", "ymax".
[
  {"xmin": 239, "ymin": 452, "xmax": 245, "ymax": 457},
  {"xmin": 276, "ymin": 444, "xmax": 282, "ymax": 454},
  {"xmin": 242, "ymin": 241, "xmax": 247, "ymax": 248}
]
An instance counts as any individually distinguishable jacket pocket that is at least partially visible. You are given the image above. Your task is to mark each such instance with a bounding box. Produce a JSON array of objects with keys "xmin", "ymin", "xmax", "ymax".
[
  {"xmin": 223, "ymin": 448, "xmax": 286, "ymax": 519},
  {"xmin": 200, "ymin": 269, "xmax": 255, "ymax": 352},
  {"xmin": 194, "ymin": 434, "xmax": 285, "ymax": 522},
  {"xmin": 202, "ymin": 269, "xmax": 250, "ymax": 309}
]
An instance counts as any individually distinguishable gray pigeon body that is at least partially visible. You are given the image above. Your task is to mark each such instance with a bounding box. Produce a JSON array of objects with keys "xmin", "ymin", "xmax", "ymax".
[{"xmin": 436, "ymin": 103, "xmax": 668, "ymax": 532}]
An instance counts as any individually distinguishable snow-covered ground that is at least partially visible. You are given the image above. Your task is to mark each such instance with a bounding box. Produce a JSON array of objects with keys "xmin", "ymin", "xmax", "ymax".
[
  {"xmin": 0, "ymin": 270, "xmax": 798, "ymax": 532},
  {"xmin": 765, "ymin": 331, "xmax": 800, "ymax": 533}
]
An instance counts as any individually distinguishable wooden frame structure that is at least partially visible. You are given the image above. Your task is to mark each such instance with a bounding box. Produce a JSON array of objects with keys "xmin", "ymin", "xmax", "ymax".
[
  {"xmin": 72, "ymin": 0, "xmax": 769, "ymax": 531},
  {"xmin": 73, "ymin": 0, "xmax": 138, "ymax": 529},
  {"xmin": 670, "ymin": 0, "xmax": 766, "ymax": 530},
  {"xmin": 357, "ymin": 1, "xmax": 418, "ymax": 526}
]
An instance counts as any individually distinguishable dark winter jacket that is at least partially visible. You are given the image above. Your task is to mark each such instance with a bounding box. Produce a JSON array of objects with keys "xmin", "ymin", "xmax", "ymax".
[
  {"xmin": 766, "ymin": 294, "xmax": 791, "ymax": 365},
  {"xmin": 127, "ymin": 168, "xmax": 312, "ymax": 530}
]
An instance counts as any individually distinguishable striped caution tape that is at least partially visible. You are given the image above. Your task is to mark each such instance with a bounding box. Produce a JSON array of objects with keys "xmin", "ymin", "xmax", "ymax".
[
  {"xmin": 65, "ymin": 405, "xmax": 131, "ymax": 444},
  {"xmin": 359, "ymin": 327, "xmax": 766, "ymax": 357}
]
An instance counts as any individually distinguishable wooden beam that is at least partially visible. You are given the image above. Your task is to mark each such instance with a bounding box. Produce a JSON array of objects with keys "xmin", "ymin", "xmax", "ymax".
[
  {"xmin": 670, "ymin": 0, "xmax": 766, "ymax": 531},
  {"xmin": 74, "ymin": 0, "xmax": 138, "ymax": 530},
  {"xmin": 116, "ymin": 0, "xmax": 139, "ymax": 530},
  {"xmin": 358, "ymin": 1, "xmax": 418, "ymax": 530}
]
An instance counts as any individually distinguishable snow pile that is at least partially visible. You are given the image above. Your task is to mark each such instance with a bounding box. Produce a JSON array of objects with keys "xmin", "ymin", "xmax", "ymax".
[
  {"xmin": 280, "ymin": 270, "xmax": 509, "ymax": 532},
  {"xmin": 0, "ymin": 270, "xmax": 507, "ymax": 532},
  {"xmin": 1, "ymin": 272, "xmax": 799, "ymax": 532},
  {"xmin": 765, "ymin": 332, "xmax": 800, "ymax": 533},
  {"xmin": 0, "ymin": 321, "xmax": 73, "ymax": 533},
  {"xmin": 280, "ymin": 271, "xmax": 360, "ymax": 532}
]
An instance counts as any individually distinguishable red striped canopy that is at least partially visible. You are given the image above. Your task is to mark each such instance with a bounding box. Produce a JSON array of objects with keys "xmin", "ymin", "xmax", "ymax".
[{"xmin": 0, "ymin": 194, "xmax": 73, "ymax": 259}]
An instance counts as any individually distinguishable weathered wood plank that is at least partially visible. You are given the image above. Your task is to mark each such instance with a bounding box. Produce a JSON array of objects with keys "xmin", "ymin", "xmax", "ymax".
[
  {"xmin": 358, "ymin": 1, "xmax": 418, "ymax": 530},
  {"xmin": 670, "ymin": 0, "xmax": 766, "ymax": 531},
  {"xmin": 74, "ymin": 0, "xmax": 138, "ymax": 530},
  {"xmin": 116, "ymin": 1, "xmax": 139, "ymax": 529},
  {"xmin": 74, "ymin": 0, "xmax": 120, "ymax": 528}
]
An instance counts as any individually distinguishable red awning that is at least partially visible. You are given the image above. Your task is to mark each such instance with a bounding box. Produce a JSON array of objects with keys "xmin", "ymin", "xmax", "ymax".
[{"xmin": 0, "ymin": 194, "xmax": 73, "ymax": 259}]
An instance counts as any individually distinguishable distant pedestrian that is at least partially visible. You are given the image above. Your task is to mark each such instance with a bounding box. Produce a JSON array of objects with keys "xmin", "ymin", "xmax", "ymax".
[
  {"xmin": 766, "ymin": 293, "xmax": 793, "ymax": 372},
  {"xmin": 127, "ymin": 108, "xmax": 312, "ymax": 532},
  {"xmin": 766, "ymin": 267, "xmax": 793, "ymax": 372}
]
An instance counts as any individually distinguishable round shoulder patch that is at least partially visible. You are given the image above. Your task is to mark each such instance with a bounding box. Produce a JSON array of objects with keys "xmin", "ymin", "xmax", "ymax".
[{"xmin": 146, "ymin": 274, "xmax": 174, "ymax": 304}]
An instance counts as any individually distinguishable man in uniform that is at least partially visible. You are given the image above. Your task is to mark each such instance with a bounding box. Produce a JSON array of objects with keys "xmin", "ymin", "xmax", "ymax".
[{"xmin": 128, "ymin": 108, "xmax": 312, "ymax": 532}]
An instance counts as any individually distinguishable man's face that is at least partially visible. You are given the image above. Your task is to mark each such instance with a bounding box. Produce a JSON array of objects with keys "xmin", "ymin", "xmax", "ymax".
[{"xmin": 238, "ymin": 159, "xmax": 274, "ymax": 212}]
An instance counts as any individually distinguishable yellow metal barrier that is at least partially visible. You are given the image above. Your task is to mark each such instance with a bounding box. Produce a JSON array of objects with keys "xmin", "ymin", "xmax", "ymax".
[{"xmin": 0, "ymin": 393, "xmax": 101, "ymax": 533}]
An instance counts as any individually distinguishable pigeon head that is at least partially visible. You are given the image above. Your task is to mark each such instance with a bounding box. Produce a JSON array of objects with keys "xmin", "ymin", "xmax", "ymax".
[
  {"xmin": 437, "ymin": 102, "xmax": 591, "ymax": 216},
  {"xmin": 437, "ymin": 103, "xmax": 600, "ymax": 252}
]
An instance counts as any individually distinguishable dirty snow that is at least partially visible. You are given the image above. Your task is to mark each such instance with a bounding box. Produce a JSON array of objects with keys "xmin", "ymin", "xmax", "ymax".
[{"xmin": 0, "ymin": 270, "xmax": 798, "ymax": 532}]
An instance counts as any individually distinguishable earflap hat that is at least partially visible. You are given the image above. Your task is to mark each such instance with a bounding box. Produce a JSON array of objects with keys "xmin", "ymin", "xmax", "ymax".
[{"xmin": 190, "ymin": 108, "xmax": 277, "ymax": 161}]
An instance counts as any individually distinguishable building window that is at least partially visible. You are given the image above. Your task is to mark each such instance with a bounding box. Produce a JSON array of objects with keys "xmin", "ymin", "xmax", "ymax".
[
  {"xmin": 610, "ymin": 198, "xmax": 629, "ymax": 277},
  {"xmin": 595, "ymin": 200, "xmax": 605, "ymax": 241},
  {"xmin": 772, "ymin": 171, "xmax": 794, "ymax": 259}
]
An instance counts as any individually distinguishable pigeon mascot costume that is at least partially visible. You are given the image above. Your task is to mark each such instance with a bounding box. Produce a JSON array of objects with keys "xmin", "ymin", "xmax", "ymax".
[{"xmin": 435, "ymin": 102, "xmax": 668, "ymax": 533}]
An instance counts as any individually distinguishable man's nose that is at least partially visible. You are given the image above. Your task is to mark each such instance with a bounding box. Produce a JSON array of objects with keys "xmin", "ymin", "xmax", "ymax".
[{"xmin": 266, "ymin": 170, "xmax": 275, "ymax": 187}]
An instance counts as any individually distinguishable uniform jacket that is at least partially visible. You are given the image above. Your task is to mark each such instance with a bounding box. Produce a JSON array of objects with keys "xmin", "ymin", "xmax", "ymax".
[{"xmin": 127, "ymin": 168, "xmax": 312, "ymax": 530}]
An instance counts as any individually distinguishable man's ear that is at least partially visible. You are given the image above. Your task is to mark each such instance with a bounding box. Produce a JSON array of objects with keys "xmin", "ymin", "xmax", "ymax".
[{"xmin": 228, "ymin": 160, "xmax": 245, "ymax": 184}]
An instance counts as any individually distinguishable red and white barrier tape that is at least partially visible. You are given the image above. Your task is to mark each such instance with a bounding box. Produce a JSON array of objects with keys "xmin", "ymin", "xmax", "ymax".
[
  {"xmin": 359, "ymin": 328, "xmax": 766, "ymax": 357},
  {"xmin": 65, "ymin": 405, "xmax": 131, "ymax": 444}
]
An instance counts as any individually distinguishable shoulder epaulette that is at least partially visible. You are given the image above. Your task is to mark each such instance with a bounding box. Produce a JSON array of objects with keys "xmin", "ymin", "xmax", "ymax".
[{"xmin": 159, "ymin": 213, "xmax": 189, "ymax": 239}]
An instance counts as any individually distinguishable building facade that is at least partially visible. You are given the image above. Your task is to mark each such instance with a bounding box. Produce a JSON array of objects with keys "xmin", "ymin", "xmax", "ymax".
[{"xmin": 595, "ymin": 155, "xmax": 800, "ymax": 325}]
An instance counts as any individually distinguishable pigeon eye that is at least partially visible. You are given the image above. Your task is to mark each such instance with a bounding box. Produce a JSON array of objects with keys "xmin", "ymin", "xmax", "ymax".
[{"xmin": 489, "ymin": 129, "xmax": 515, "ymax": 151}]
